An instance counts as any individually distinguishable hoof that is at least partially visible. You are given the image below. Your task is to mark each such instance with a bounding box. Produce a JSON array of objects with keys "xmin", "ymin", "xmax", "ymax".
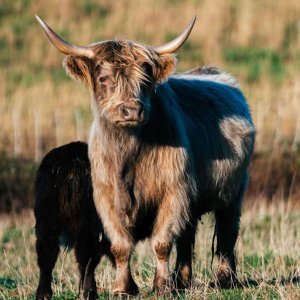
[
  {"xmin": 216, "ymin": 270, "xmax": 238, "ymax": 289},
  {"xmin": 171, "ymin": 272, "xmax": 191, "ymax": 290},
  {"xmin": 80, "ymin": 289, "xmax": 98, "ymax": 300},
  {"xmin": 36, "ymin": 287, "xmax": 52, "ymax": 300},
  {"xmin": 112, "ymin": 277, "xmax": 139, "ymax": 296},
  {"xmin": 36, "ymin": 293, "xmax": 52, "ymax": 300},
  {"xmin": 153, "ymin": 276, "xmax": 174, "ymax": 296}
]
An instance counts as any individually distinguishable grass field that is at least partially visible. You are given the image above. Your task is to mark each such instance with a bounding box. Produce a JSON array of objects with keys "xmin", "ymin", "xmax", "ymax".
[
  {"xmin": 0, "ymin": 0, "xmax": 300, "ymax": 299},
  {"xmin": 0, "ymin": 202, "xmax": 299, "ymax": 299}
]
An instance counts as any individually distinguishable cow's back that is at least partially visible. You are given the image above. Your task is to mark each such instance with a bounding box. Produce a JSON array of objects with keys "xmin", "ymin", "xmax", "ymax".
[{"xmin": 155, "ymin": 76, "xmax": 255, "ymax": 209}]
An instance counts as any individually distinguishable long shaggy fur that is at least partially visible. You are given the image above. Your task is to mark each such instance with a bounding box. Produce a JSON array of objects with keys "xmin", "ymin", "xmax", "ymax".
[{"xmin": 61, "ymin": 40, "xmax": 255, "ymax": 294}]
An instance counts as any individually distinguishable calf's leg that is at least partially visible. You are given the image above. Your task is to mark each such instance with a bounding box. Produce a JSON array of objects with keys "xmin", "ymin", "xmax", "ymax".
[
  {"xmin": 35, "ymin": 228, "xmax": 59, "ymax": 300},
  {"xmin": 75, "ymin": 227, "xmax": 101, "ymax": 300}
]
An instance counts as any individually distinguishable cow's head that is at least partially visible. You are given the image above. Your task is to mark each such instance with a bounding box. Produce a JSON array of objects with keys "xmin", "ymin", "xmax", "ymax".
[{"xmin": 36, "ymin": 16, "xmax": 195, "ymax": 128}]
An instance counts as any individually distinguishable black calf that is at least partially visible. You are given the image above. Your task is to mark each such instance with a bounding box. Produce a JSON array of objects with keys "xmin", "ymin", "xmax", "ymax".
[{"xmin": 34, "ymin": 141, "xmax": 112, "ymax": 300}]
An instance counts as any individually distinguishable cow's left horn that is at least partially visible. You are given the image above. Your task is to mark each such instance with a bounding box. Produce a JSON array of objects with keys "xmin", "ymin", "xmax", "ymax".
[
  {"xmin": 153, "ymin": 16, "xmax": 196, "ymax": 55},
  {"xmin": 36, "ymin": 15, "xmax": 96, "ymax": 59}
]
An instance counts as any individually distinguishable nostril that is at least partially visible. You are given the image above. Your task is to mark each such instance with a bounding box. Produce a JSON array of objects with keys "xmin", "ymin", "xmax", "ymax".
[
  {"xmin": 120, "ymin": 104, "xmax": 144, "ymax": 120},
  {"xmin": 138, "ymin": 106, "xmax": 144, "ymax": 117},
  {"xmin": 121, "ymin": 106, "xmax": 130, "ymax": 118}
]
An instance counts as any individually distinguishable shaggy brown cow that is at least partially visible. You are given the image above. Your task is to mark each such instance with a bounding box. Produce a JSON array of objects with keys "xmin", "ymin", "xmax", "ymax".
[{"xmin": 37, "ymin": 16, "xmax": 255, "ymax": 295}]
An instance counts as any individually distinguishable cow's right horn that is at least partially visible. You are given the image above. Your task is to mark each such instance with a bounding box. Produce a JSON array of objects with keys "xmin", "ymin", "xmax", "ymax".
[
  {"xmin": 36, "ymin": 15, "xmax": 96, "ymax": 59},
  {"xmin": 153, "ymin": 16, "xmax": 196, "ymax": 54}
]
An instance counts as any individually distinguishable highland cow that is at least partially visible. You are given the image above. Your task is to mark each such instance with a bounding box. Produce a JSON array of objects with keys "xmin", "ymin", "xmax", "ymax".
[
  {"xmin": 34, "ymin": 142, "xmax": 112, "ymax": 300},
  {"xmin": 37, "ymin": 16, "xmax": 255, "ymax": 295}
]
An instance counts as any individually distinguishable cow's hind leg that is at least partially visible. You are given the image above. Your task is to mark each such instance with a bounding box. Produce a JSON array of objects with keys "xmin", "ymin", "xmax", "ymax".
[
  {"xmin": 173, "ymin": 221, "xmax": 197, "ymax": 289},
  {"xmin": 35, "ymin": 226, "xmax": 59, "ymax": 300},
  {"xmin": 75, "ymin": 227, "xmax": 101, "ymax": 300},
  {"xmin": 214, "ymin": 183, "xmax": 245, "ymax": 289}
]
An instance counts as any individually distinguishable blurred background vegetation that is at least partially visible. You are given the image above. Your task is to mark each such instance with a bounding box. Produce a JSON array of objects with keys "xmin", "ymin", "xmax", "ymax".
[{"xmin": 0, "ymin": 0, "xmax": 299, "ymax": 212}]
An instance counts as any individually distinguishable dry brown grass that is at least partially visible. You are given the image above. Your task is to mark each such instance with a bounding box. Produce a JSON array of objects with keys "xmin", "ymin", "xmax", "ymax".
[
  {"xmin": 0, "ymin": 201, "xmax": 299, "ymax": 299},
  {"xmin": 0, "ymin": 0, "xmax": 299, "ymax": 159}
]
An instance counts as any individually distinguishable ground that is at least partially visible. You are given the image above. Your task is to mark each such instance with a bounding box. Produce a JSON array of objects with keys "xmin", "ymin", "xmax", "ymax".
[{"xmin": 0, "ymin": 201, "xmax": 299, "ymax": 299}]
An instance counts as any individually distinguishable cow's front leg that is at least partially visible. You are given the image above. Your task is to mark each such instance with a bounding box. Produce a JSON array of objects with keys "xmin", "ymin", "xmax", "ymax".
[
  {"xmin": 151, "ymin": 192, "xmax": 189, "ymax": 294},
  {"xmin": 152, "ymin": 239, "xmax": 172, "ymax": 293},
  {"xmin": 93, "ymin": 185, "xmax": 138, "ymax": 296},
  {"xmin": 110, "ymin": 242, "xmax": 138, "ymax": 295}
]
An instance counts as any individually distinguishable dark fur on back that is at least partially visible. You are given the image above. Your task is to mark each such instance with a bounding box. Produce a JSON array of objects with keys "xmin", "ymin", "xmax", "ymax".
[{"xmin": 34, "ymin": 141, "xmax": 112, "ymax": 300}]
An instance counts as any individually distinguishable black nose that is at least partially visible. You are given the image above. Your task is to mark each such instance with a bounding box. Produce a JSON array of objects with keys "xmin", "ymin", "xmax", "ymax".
[{"xmin": 120, "ymin": 104, "xmax": 144, "ymax": 120}]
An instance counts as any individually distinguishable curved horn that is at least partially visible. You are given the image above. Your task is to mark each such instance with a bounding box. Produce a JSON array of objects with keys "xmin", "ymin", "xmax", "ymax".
[
  {"xmin": 35, "ymin": 15, "xmax": 95, "ymax": 58},
  {"xmin": 154, "ymin": 16, "xmax": 196, "ymax": 55}
]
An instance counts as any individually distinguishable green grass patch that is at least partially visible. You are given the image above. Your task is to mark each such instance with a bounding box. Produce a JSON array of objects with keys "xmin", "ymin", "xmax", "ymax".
[
  {"xmin": 222, "ymin": 47, "xmax": 287, "ymax": 84},
  {"xmin": 1, "ymin": 228, "xmax": 23, "ymax": 245},
  {"xmin": 80, "ymin": 1, "xmax": 110, "ymax": 18},
  {"xmin": 0, "ymin": 277, "xmax": 17, "ymax": 290},
  {"xmin": 244, "ymin": 251, "xmax": 275, "ymax": 269}
]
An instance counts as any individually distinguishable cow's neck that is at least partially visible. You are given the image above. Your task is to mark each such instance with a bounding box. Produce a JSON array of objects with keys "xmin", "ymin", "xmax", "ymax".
[
  {"xmin": 96, "ymin": 117, "xmax": 141, "ymax": 167},
  {"xmin": 92, "ymin": 117, "xmax": 142, "ymax": 227}
]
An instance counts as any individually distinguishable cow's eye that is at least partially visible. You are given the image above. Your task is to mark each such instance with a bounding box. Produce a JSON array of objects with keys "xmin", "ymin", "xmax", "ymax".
[
  {"xmin": 141, "ymin": 63, "xmax": 153, "ymax": 79},
  {"xmin": 99, "ymin": 76, "xmax": 110, "ymax": 84}
]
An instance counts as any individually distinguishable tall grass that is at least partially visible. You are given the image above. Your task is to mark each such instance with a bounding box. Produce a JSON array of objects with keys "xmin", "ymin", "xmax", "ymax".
[{"xmin": 0, "ymin": 201, "xmax": 299, "ymax": 299}]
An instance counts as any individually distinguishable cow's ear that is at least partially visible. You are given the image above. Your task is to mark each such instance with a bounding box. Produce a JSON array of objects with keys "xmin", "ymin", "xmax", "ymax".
[
  {"xmin": 63, "ymin": 56, "xmax": 94, "ymax": 87},
  {"xmin": 154, "ymin": 54, "xmax": 176, "ymax": 83}
]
